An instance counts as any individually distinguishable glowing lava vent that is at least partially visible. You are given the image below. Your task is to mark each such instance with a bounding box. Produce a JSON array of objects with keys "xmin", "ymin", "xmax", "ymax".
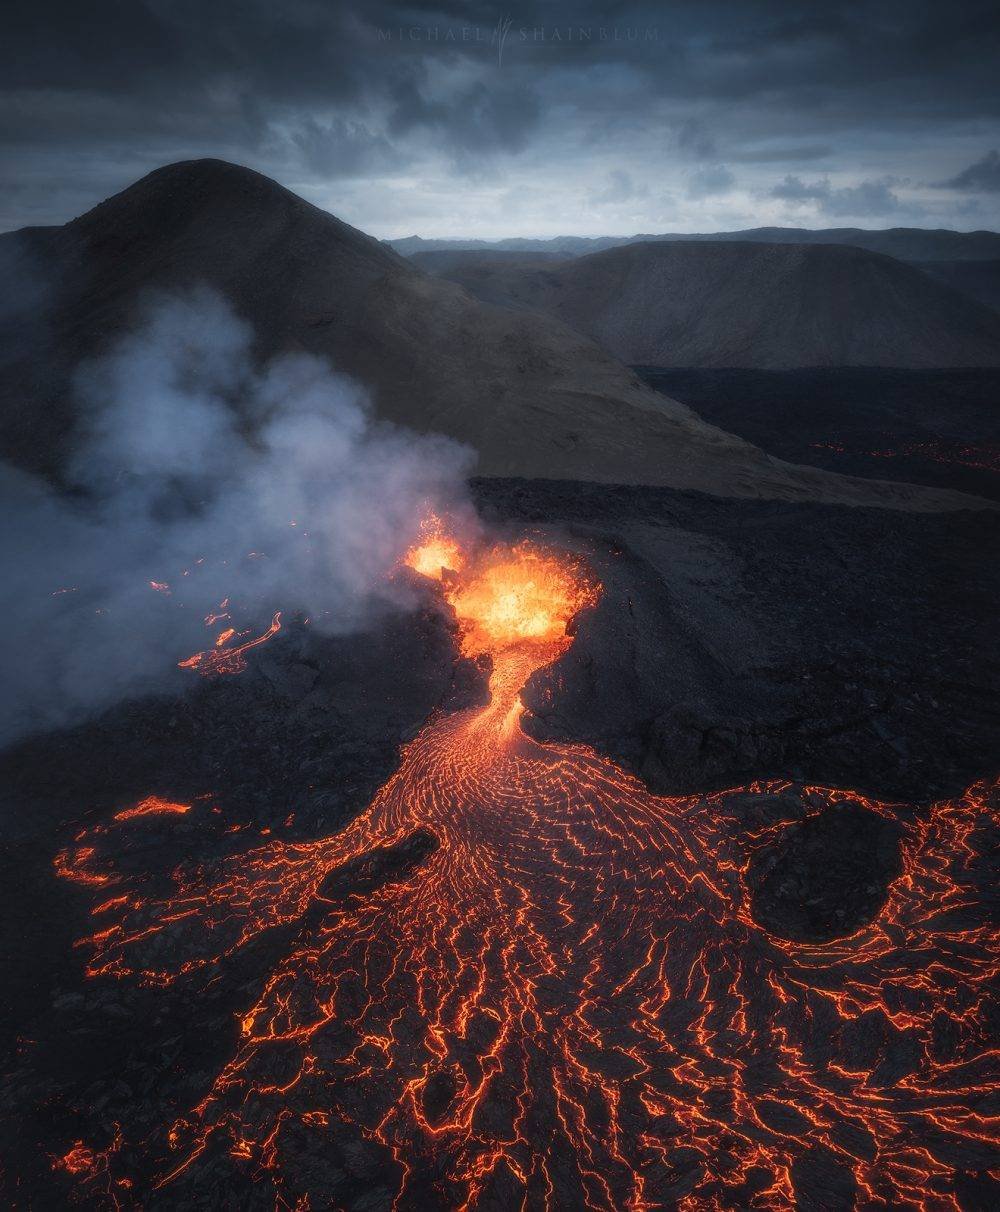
[{"xmin": 406, "ymin": 522, "xmax": 597, "ymax": 660}]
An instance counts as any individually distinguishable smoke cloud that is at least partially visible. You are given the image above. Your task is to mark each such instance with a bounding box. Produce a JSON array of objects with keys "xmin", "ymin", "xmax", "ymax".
[{"xmin": 0, "ymin": 287, "xmax": 476, "ymax": 744}]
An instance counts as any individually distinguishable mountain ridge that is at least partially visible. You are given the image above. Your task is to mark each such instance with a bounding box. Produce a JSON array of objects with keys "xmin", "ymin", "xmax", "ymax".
[
  {"xmin": 416, "ymin": 240, "xmax": 1000, "ymax": 369},
  {"xmin": 0, "ymin": 159, "xmax": 988, "ymax": 511},
  {"xmin": 391, "ymin": 225, "xmax": 1000, "ymax": 262}
]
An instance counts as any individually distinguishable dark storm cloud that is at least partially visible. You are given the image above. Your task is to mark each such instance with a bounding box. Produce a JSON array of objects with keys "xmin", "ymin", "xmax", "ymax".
[
  {"xmin": 733, "ymin": 145, "xmax": 832, "ymax": 164},
  {"xmin": 771, "ymin": 176, "xmax": 831, "ymax": 203},
  {"xmin": 821, "ymin": 179, "xmax": 904, "ymax": 217},
  {"xmin": 675, "ymin": 119, "xmax": 717, "ymax": 162},
  {"xmin": 771, "ymin": 175, "xmax": 905, "ymax": 217},
  {"xmin": 652, "ymin": 1, "xmax": 1000, "ymax": 112},
  {"xmin": 1, "ymin": 1, "xmax": 999, "ymax": 232},
  {"xmin": 386, "ymin": 72, "xmax": 542, "ymax": 156},
  {"xmin": 687, "ymin": 165, "xmax": 736, "ymax": 198},
  {"xmin": 2, "ymin": 0, "xmax": 366, "ymax": 100},
  {"xmin": 937, "ymin": 150, "xmax": 1000, "ymax": 192},
  {"xmin": 588, "ymin": 169, "xmax": 647, "ymax": 204},
  {"xmin": 290, "ymin": 117, "xmax": 400, "ymax": 178}
]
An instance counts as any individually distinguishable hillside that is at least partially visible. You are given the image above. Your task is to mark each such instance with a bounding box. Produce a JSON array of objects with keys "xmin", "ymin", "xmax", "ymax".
[
  {"xmin": 0, "ymin": 160, "xmax": 986, "ymax": 510},
  {"xmin": 914, "ymin": 259, "xmax": 1000, "ymax": 312},
  {"xmin": 417, "ymin": 241, "xmax": 1000, "ymax": 369}
]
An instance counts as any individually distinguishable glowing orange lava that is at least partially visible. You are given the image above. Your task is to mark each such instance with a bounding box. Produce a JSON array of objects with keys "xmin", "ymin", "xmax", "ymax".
[
  {"xmin": 52, "ymin": 531, "xmax": 999, "ymax": 1210},
  {"xmin": 113, "ymin": 796, "xmax": 191, "ymax": 823},
  {"xmin": 444, "ymin": 542, "xmax": 597, "ymax": 658},
  {"xmin": 811, "ymin": 438, "xmax": 1000, "ymax": 475},
  {"xmin": 53, "ymin": 1142, "xmax": 99, "ymax": 1177},
  {"xmin": 178, "ymin": 611, "xmax": 282, "ymax": 676},
  {"xmin": 404, "ymin": 514, "xmax": 465, "ymax": 581}
]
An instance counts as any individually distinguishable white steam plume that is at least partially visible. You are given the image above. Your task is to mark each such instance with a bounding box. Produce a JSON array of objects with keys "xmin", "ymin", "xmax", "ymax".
[{"xmin": 0, "ymin": 287, "xmax": 476, "ymax": 744}]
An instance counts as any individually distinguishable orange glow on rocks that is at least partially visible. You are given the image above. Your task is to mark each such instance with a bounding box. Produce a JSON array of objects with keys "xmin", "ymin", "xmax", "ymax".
[
  {"xmin": 52, "ymin": 1142, "xmax": 99, "ymax": 1177},
  {"xmin": 113, "ymin": 796, "xmax": 191, "ymax": 823}
]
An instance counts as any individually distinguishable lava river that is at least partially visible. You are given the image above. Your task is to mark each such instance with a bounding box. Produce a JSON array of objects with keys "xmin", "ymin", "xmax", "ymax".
[{"xmin": 54, "ymin": 534, "xmax": 998, "ymax": 1210}]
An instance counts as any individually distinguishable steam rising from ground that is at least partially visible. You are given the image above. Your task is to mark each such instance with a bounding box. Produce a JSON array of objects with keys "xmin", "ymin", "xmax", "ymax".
[{"xmin": 0, "ymin": 288, "xmax": 475, "ymax": 744}]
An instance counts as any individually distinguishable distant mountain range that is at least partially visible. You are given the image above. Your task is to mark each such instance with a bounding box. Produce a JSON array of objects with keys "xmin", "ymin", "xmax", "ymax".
[
  {"xmin": 391, "ymin": 225, "xmax": 1000, "ymax": 263},
  {"xmin": 414, "ymin": 242, "xmax": 1000, "ymax": 369}
]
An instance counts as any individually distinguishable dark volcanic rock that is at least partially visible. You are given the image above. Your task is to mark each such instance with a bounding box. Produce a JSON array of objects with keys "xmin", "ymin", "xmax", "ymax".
[
  {"xmin": 746, "ymin": 802, "xmax": 903, "ymax": 942},
  {"xmin": 311, "ymin": 827, "xmax": 438, "ymax": 915},
  {"xmin": 791, "ymin": 1145, "xmax": 859, "ymax": 1212},
  {"xmin": 638, "ymin": 366, "xmax": 1000, "ymax": 503},
  {"xmin": 421, "ymin": 1066, "xmax": 459, "ymax": 1126},
  {"xmin": 479, "ymin": 477, "xmax": 1000, "ymax": 802},
  {"xmin": 642, "ymin": 704, "xmax": 784, "ymax": 790},
  {"xmin": 915, "ymin": 258, "xmax": 1000, "ymax": 313}
]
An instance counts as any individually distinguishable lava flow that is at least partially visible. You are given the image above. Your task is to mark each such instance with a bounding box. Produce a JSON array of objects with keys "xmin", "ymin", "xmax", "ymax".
[
  {"xmin": 53, "ymin": 528, "xmax": 998, "ymax": 1210},
  {"xmin": 178, "ymin": 610, "xmax": 283, "ymax": 676},
  {"xmin": 811, "ymin": 437, "xmax": 1000, "ymax": 476}
]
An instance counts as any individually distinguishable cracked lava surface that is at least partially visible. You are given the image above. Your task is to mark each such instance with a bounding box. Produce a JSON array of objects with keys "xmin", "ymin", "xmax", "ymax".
[{"xmin": 52, "ymin": 529, "xmax": 999, "ymax": 1210}]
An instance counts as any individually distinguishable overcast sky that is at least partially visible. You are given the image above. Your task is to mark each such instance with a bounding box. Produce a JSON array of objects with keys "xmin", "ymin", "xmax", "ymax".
[{"xmin": 3, "ymin": 1, "xmax": 1000, "ymax": 237}]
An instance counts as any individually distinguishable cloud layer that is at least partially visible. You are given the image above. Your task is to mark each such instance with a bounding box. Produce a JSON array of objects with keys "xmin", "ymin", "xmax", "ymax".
[{"xmin": 1, "ymin": 2, "xmax": 999, "ymax": 237}]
